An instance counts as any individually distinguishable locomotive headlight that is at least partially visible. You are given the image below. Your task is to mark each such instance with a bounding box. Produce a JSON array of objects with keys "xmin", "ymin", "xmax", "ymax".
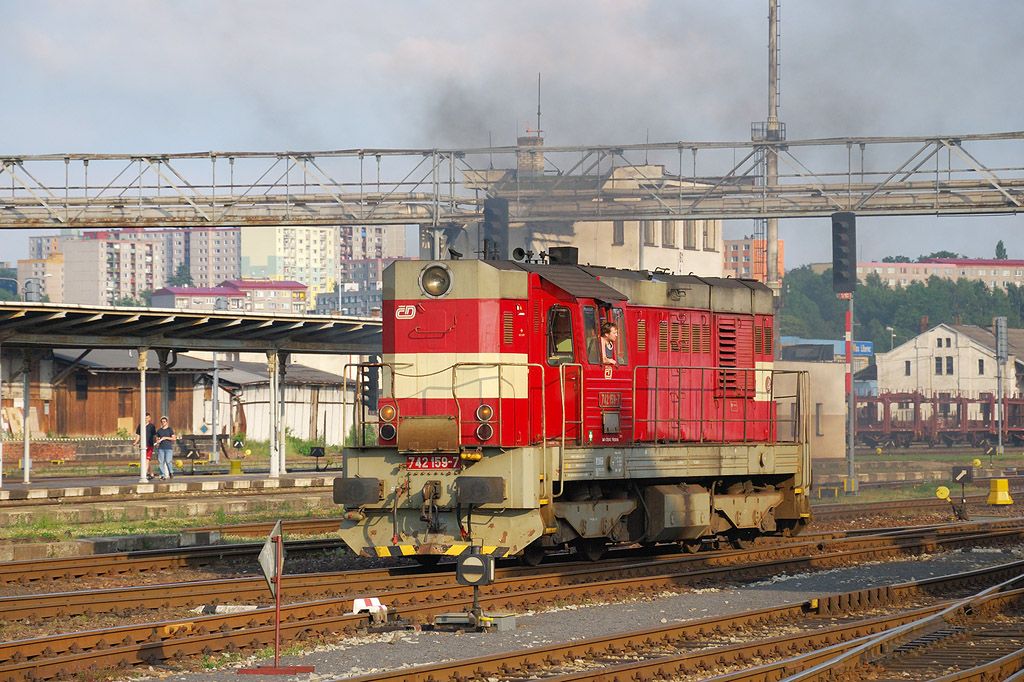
[
  {"xmin": 475, "ymin": 404, "xmax": 494, "ymax": 422},
  {"xmin": 475, "ymin": 423, "xmax": 494, "ymax": 441},
  {"xmin": 379, "ymin": 423, "xmax": 397, "ymax": 441},
  {"xmin": 419, "ymin": 264, "xmax": 452, "ymax": 297},
  {"xmin": 378, "ymin": 404, "xmax": 397, "ymax": 422}
]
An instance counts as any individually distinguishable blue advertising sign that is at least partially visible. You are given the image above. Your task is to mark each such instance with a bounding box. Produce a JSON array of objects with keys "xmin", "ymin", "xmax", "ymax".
[{"xmin": 853, "ymin": 340, "xmax": 873, "ymax": 356}]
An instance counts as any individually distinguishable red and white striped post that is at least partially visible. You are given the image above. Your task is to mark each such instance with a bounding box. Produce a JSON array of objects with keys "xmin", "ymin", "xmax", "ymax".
[{"xmin": 842, "ymin": 293, "xmax": 857, "ymax": 494}]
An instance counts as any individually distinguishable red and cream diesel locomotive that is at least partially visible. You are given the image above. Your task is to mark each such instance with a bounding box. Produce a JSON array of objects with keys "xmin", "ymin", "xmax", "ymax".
[{"xmin": 334, "ymin": 252, "xmax": 812, "ymax": 563}]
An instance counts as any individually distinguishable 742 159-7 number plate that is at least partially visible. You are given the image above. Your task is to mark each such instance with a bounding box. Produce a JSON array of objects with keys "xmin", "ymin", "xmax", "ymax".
[{"xmin": 406, "ymin": 455, "xmax": 461, "ymax": 470}]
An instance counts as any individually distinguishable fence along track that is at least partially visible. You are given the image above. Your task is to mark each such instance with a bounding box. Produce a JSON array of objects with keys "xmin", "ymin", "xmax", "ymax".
[{"xmin": 4, "ymin": 522, "xmax": 1024, "ymax": 680}]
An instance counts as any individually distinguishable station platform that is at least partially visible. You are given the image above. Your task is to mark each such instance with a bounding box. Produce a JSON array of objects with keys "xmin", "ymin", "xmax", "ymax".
[{"xmin": 0, "ymin": 470, "xmax": 339, "ymax": 503}]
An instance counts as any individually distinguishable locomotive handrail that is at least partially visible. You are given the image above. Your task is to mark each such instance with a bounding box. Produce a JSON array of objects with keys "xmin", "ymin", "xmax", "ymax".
[
  {"xmin": 629, "ymin": 365, "xmax": 807, "ymax": 445},
  {"xmin": 342, "ymin": 361, "xmax": 399, "ymax": 448},
  {"xmin": 450, "ymin": 361, "xmax": 550, "ymax": 499}
]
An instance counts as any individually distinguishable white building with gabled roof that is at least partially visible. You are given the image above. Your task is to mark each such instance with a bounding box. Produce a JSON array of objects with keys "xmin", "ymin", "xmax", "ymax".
[{"xmin": 875, "ymin": 323, "xmax": 1024, "ymax": 398}]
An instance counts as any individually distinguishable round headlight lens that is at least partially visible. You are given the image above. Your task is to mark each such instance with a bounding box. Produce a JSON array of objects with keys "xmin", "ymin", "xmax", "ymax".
[
  {"xmin": 379, "ymin": 423, "xmax": 397, "ymax": 441},
  {"xmin": 420, "ymin": 264, "xmax": 452, "ymax": 297},
  {"xmin": 475, "ymin": 404, "xmax": 494, "ymax": 422},
  {"xmin": 475, "ymin": 423, "xmax": 494, "ymax": 441},
  {"xmin": 378, "ymin": 404, "xmax": 397, "ymax": 422}
]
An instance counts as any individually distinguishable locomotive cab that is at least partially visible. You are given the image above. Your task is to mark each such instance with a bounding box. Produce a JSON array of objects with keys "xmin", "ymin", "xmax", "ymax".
[{"xmin": 335, "ymin": 259, "xmax": 812, "ymax": 562}]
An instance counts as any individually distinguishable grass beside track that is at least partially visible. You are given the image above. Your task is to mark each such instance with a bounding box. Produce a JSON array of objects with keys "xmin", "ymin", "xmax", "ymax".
[{"xmin": 0, "ymin": 505, "xmax": 340, "ymax": 542}]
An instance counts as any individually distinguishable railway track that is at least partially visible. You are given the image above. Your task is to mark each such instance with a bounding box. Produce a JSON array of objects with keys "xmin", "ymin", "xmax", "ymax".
[
  {"xmin": 337, "ymin": 559, "xmax": 1024, "ymax": 682},
  {"xmin": 0, "ymin": 538, "xmax": 345, "ymax": 586},
  {"xmin": 0, "ymin": 522, "xmax": 996, "ymax": 622},
  {"xmin": 3, "ymin": 520, "xmax": 1024, "ymax": 680}
]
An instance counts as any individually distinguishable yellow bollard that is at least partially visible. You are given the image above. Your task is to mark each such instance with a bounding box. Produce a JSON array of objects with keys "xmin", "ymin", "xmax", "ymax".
[
  {"xmin": 229, "ymin": 460, "xmax": 243, "ymax": 475},
  {"xmin": 987, "ymin": 478, "xmax": 1014, "ymax": 505}
]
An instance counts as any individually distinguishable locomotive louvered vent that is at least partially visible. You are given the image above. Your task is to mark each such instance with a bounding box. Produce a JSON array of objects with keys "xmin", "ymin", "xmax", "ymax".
[
  {"xmin": 503, "ymin": 312, "xmax": 514, "ymax": 345},
  {"xmin": 679, "ymin": 319, "xmax": 690, "ymax": 353},
  {"xmin": 702, "ymin": 323, "xmax": 711, "ymax": 354},
  {"xmin": 718, "ymin": 319, "xmax": 739, "ymax": 392},
  {"xmin": 754, "ymin": 326, "xmax": 764, "ymax": 355},
  {"xmin": 691, "ymin": 323, "xmax": 701, "ymax": 354},
  {"xmin": 764, "ymin": 324, "xmax": 773, "ymax": 354},
  {"xmin": 636, "ymin": 319, "xmax": 647, "ymax": 351},
  {"xmin": 670, "ymin": 320, "xmax": 681, "ymax": 351},
  {"xmin": 533, "ymin": 303, "xmax": 541, "ymax": 333},
  {"xmin": 658, "ymin": 321, "xmax": 669, "ymax": 352}
]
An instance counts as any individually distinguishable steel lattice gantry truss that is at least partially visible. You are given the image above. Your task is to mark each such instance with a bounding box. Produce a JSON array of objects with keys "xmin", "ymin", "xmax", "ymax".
[
  {"xmin": 0, "ymin": 303, "xmax": 381, "ymax": 353},
  {"xmin": 1, "ymin": 131, "xmax": 1023, "ymax": 229}
]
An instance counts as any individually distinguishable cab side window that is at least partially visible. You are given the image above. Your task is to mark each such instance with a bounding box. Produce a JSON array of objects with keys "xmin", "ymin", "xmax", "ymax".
[
  {"xmin": 547, "ymin": 306, "xmax": 575, "ymax": 365},
  {"xmin": 583, "ymin": 306, "xmax": 600, "ymax": 364},
  {"xmin": 612, "ymin": 308, "xmax": 628, "ymax": 365}
]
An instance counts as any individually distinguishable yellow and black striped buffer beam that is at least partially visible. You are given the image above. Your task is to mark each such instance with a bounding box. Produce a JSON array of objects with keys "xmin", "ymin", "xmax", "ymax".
[{"xmin": 368, "ymin": 544, "xmax": 508, "ymax": 558}]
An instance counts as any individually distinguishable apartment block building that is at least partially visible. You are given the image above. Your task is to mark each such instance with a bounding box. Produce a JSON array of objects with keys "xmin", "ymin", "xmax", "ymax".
[
  {"xmin": 185, "ymin": 228, "xmax": 242, "ymax": 287},
  {"xmin": 858, "ymin": 258, "xmax": 1024, "ymax": 290},
  {"xmin": 723, "ymin": 236, "xmax": 785, "ymax": 282},
  {"xmin": 63, "ymin": 237, "xmax": 167, "ymax": 305},
  {"xmin": 28, "ymin": 235, "xmax": 61, "ymax": 260},
  {"xmin": 151, "ymin": 279, "xmax": 308, "ymax": 313},
  {"xmin": 340, "ymin": 225, "xmax": 405, "ymax": 261},
  {"xmin": 16, "ymin": 253, "xmax": 64, "ymax": 303},
  {"xmin": 240, "ymin": 226, "xmax": 339, "ymax": 305},
  {"xmin": 25, "ymin": 227, "xmax": 242, "ymax": 306}
]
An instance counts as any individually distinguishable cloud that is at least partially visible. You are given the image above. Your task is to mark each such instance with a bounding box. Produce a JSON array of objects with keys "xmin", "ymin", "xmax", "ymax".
[{"xmin": 0, "ymin": 0, "xmax": 1022, "ymax": 262}]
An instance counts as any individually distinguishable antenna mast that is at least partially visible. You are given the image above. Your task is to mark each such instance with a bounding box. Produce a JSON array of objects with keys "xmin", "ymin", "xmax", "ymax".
[{"xmin": 536, "ymin": 73, "xmax": 542, "ymax": 138}]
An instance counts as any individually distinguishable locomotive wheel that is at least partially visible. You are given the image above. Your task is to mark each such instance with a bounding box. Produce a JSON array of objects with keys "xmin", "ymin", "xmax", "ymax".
[
  {"xmin": 574, "ymin": 538, "xmax": 606, "ymax": 562},
  {"xmin": 520, "ymin": 542, "xmax": 546, "ymax": 567},
  {"xmin": 727, "ymin": 531, "xmax": 758, "ymax": 550}
]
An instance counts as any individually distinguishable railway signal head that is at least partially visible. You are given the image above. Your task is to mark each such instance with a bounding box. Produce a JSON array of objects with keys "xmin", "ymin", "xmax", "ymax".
[
  {"xmin": 359, "ymin": 360, "xmax": 379, "ymax": 412},
  {"xmin": 456, "ymin": 552, "xmax": 495, "ymax": 587},
  {"xmin": 831, "ymin": 211, "xmax": 857, "ymax": 294}
]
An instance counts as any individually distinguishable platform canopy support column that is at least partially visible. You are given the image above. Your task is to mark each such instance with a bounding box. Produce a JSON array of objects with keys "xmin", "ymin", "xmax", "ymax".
[
  {"xmin": 211, "ymin": 353, "xmax": 220, "ymax": 464},
  {"xmin": 21, "ymin": 350, "xmax": 31, "ymax": 485},
  {"xmin": 156, "ymin": 349, "xmax": 176, "ymax": 424},
  {"xmin": 0, "ymin": 342, "xmax": 4, "ymax": 489},
  {"xmin": 138, "ymin": 347, "xmax": 149, "ymax": 483},
  {"xmin": 278, "ymin": 353, "xmax": 288, "ymax": 475},
  {"xmin": 267, "ymin": 351, "xmax": 280, "ymax": 479}
]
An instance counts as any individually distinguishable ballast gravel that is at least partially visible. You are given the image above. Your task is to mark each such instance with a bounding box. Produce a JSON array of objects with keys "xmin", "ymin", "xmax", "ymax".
[{"xmin": 135, "ymin": 542, "xmax": 1024, "ymax": 682}]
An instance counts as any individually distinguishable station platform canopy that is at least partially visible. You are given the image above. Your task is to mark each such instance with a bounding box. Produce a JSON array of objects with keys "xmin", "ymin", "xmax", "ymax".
[{"xmin": 0, "ymin": 302, "xmax": 381, "ymax": 354}]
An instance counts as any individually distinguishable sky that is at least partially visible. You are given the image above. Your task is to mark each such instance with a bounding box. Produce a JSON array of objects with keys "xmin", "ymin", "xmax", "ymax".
[{"xmin": 1, "ymin": 0, "xmax": 1022, "ymax": 266}]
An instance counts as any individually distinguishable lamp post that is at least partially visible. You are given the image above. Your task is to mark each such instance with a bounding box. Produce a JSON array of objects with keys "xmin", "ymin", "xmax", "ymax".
[{"xmin": 885, "ymin": 326, "xmax": 895, "ymax": 351}]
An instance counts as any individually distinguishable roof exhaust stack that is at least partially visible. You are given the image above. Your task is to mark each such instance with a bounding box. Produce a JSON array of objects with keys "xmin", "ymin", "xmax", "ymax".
[{"xmin": 547, "ymin": 246, "xmax": 578, "ymax": 265}]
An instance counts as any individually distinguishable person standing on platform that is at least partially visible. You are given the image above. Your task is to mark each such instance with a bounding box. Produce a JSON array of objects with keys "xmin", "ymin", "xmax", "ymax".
[
  {"xmin": 133, "ymin": 413, "xmax": 156, "ymax": 481},
  {"xmin": 155, "ymin": 416, "xmax": 177, "ymax": 480}
]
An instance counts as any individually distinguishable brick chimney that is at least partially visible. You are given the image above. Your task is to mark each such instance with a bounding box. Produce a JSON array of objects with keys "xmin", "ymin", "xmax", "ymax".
[{"xmin": 516, "ymin": 136, "xmax": 544, "ymax": 176}]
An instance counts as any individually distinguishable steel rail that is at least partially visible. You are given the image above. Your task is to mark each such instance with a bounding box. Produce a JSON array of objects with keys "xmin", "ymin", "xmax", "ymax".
[
  {"xmin": 0, "ymin": 520, "xmax": 1011, "ymax": 620},
  {"xmin": 336, "ymin": 561, "xmax": 1024, "ymax": 682},
  {"xmin": 0, "ymin": 524, "xmax": 929, "ymax": 622},
  {"xmin": 0, "ymin": 538, "xmax": 344, "ymax": 586},
  {"xmin": 218, "ymin": 557, "xmax": 1024, "ymax": 679},
  {"xmin": 3, "ymin": 522, "xmax": 1024, "ymax": 680},
  {"xmin": 781, "ymin": 572, "xmax": 1024, "ymax": 681}
]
